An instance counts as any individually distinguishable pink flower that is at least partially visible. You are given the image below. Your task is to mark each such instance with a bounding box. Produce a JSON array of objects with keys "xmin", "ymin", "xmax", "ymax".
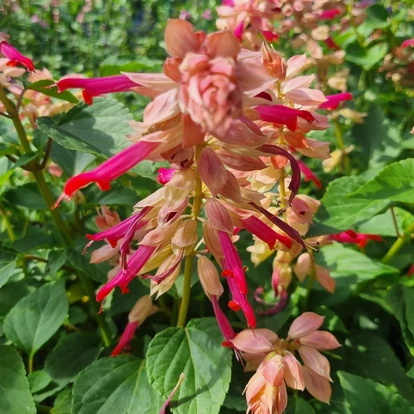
[
  {"xmin": 319, "ymin": 92, "xmax": 352, "ymax": 110},
  {"xmin": 0, "ymin": 33, "xmax": 34, "ymax": 71},
  {"xmin": 297, "ymin": 159, "xmax": 322, "ymax": 189},
  {"xmin": 402, "ymin": 38, "xmax": 414, "ymax": 48},
  {"xmin": 111, "ymin": 295, "xmax": 158, "ymax": 356},
  {"xmin": 328, "ymin": 229, "xmax": 383, "ymax": 249},
  {"xmin": 324, "ymin": 37, "xmax": 340, "ymax": 51},
  {"xmin": 211, "ymin": 296, "xmax": 236, "ymax": 348},
  {"xmin": 256, "ymin": 105, "xmax": 316, "ymax": 132},
  {"xmin": 319, "ymin": 9, "xmax": 341, "ymax": 20},
  {"xmin": 96, "ymin": 245, "xmax": 157, "ymax": 301},
  {"xmin": 179, "ymin": 10, "xmax": 192, "ymax": 20},
  {"xmin": 241, "ymin": 215, "xmax": 292, "ymax": 249},
  {"xmin": 55, "ymin": 140, "xmax": 160, "ymax": 206},
  {"xmin": 56, "ymin": 74, "xmax": 140, "ymax": 104},
  {"xmin": 157, "ymin": 167, "xmax": 175, "ymax": 185}
]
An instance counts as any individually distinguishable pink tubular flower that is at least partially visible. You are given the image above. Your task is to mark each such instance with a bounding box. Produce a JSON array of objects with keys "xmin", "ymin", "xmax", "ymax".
[
  {"xmin": 219, "ymin": 231, "xmax": 248, "ymax": 294},
  {"xmin": 297, "ymin": 159, "xmax": 322, "ymax": 189},
  {"xmin": 0, "ymin": 33, "xmax": 34, "ymax": 71},
  {"xmin": 96, "ymin": 245, "xmax": 157, "ymax": 301},
  {"xmin": 157, "ymin": 167, "xmax": 175, "ymax": 185},
  {"xmin": 111, "ymin": 295, "xmax": 158, "ymax": 356},
  {"xmin": 211, "ymin": 296, "xmax": 236, "ymax": 348},
  {"xmin": 324, "ymin": 37, "xmax": 340, "ymax": 51},
  {"xmin": 241, "ymin": 215, "xmax": 292, "ymax": 249},
  {"xmin": 256, "ymin": 105, "xmax": 315, "ymax": 132},
  {"xmin": 319, "ymin": 9, "xmax": 341, "ymax": 20},
  {"xmin": 319, "ymin": 93, "xmax": 352, "ymax": 110},
  {"xmin": 86, "ymin": 207, "xmax": 151, "ymax": 248},
  {"xmin": 56, "ymin": 74, "xmax": 140, "ymax": 104},
  {"xmin": 328, "ymin": 229, "xmax": 383, "ymax": 249},
  {"xmin": 55, "ymin": 140, "xmax": 160, "ymax": 206},
  {"xmin": 402, "ymin": 39, "xmax": 414, "ymax": 48}
]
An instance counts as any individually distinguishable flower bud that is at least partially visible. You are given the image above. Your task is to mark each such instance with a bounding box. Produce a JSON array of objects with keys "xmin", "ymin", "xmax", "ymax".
[
  {"xmin": 205, "ymin": 198, "xmax": 233, "ymax": 234},
  {"xmin": 128, "ymin": 295, "xmax": 159, "ymax": 324},
  {"xmin": 197, "ymin": 256, "xmax": 224, "ymax": 298}
]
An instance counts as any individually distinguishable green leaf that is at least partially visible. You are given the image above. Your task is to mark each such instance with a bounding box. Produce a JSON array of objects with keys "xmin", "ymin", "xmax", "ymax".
[
  {"xmin": 0, "ymin": 281, "xmax": 31, "ymax": 318},
  {"xmin": 146, "ymin": 318, "xmax": 232, "ymax": 414},
  {"xmin": 387, "ymin": 285, "xmax": 414, "ymax": 356},
  {"xmin": 338, "ymin": 371, "xmax": 414, "ymax": 414},
  {"xmin": 363, "ymin": 5, "xmax": 391, "ymax": 29},
  {"xmin": 46, "ymin": 250, "xmax": 68, "ymax": 279},
  {"xmin": 27, "ymin": 80, "xmax": 79, "ymax": 104},
  {"xmin": 0, "ymin": 249, "xmax": 17, "ymax": 289},
  {"xmin": 352, "ymin": 105, "xmax": 402, "ymax": 169},
  {"xmin": 51, "ymin": 389, "xmax": 72, "ymax": 414},
  {"xmin": 308, "ymin": 176, "xmax": 389, "ymax": 236},
  {"xmin": 28, "ymin": 371, "xmax": 52, "ymax": 393},
  {"xmin": 5, "ymin": 183, "xmax": 47, "ymax": 210},
  {"xmin": 72, "ymin": 356, "xmax": 162, "ymax": 414},
  {"xmin": 349, "ymin": 159, "xmax": 414, "ymax": 204},
  {"xmin": 37, "ymin": 97, "xmax": 133, "ymax": 158},
  {"xmin": 50, "ymin": 142, "xmax": 96, "ymax": 176},
  {"xmin": 44, "ymin": 332, "xmax": 101, "ymax": 383},
  {"xmin": 0, "ymin": 345, "xmax": 36, "ymax": 414},
  {"xmin": 315, "ymin": 244, "xmax": 398, "ymax": 304},
  {"xmin": 4, "ymin": 282, "xmax": 69, "ymax": 355},
  {"xmin": 344, "ymin": 334, "xmax": 414, "ymax": 402},
  {"xmin": 286, "ymin": 398, "xmax": 316, "ymax": 414},
  {"xmin": 13, "ymin": 152, "xmax": 39, "ymax": 169},
  {"xmin": 345, "ymin": 42, "xmax": 388, "ymax": 70}
]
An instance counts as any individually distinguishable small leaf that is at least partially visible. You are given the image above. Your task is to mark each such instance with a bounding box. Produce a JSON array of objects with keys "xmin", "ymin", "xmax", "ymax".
[
  {"xmin": 349, "ymin": 159, "xmax": 414, "ymax": 204},
  {"xmin": 0, "ymin": 345, "xmax": 36, "ymax": 414},
  {"xmin": 0, "ymin": 249, "xmax": 17, "ymax": 289},
  {"xmin": 338, "ymin": 371, "xmax": 414, "ymax": 414},
  {"xmin": 146, "ymin": 318, "xmax": 232, "ymax": 414},
  {"xmin": 4, "ymin": 282, "xmax": 69, "ymax": 355},
  {"xmin": 37, "ymin": 97, "xmax": 133, "ymax": 159},
  {"xmin": 72, "ymin": 356, "xmax": 162, "ymax": 414},
  {"xmin": 51, "ymin": 389, "xmax": 72, "ymax": 414},
  {"xmin": 286, "ymin": 398, "xmax": 316, "ymax": 414},
  {"xmin": 44, "ymin": 332, "xmax": 101, "ymax": 383},
  {"xmin": 27, "ymin": 80, "xmax": 79, "ymax": 104},
  {"xmin": 28, "ymin": 371, "xmax": 52, "ymax": 394}
]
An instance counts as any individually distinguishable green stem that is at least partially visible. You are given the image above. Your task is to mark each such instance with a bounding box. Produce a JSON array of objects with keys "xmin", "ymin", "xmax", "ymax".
[
  {"xmin": 382, "ymin": 223, "xmax": 414, "ymax": 264},
  {"xmin": 333, "ymin": 119, "xmax": 351, "ymax": 174},
  {"xmin": 0, "ymin": 86, "xmax": 112, "ymax": 347},
  {"xmin": 28, "ymin": 353, "xmax": 34, "ymax": 374},
  {"xmin": 176, "ymin": 147, "xmax": 203, "ymax": 328}
]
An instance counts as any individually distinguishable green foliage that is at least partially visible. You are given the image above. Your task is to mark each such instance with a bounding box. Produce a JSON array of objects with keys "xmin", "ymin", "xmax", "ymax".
[{"xmin": 146, "ymin": 318, "xmax": 232, "ymax": 414}]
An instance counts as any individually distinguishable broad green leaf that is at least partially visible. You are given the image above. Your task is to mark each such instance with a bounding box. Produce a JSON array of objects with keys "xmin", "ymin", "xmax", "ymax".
[
  {"xmin": 344, "ymin": 334, "xmax": 414, "ymax": 401},
  {"xmin": 286, "ymin": 398, "xmax": 316, "ymax": 414},
  {"xmin": 46, "ymin": 250, "xmax": 68, "ymax": 279},
  {"xmin": 345, "ymin": 43, "xmax": 388, "ymax": 70},
  {"xmin": 27, "ymin": 80, "xmax": 78, "ymax": 103},
  {"xmin": 338, "ymin": 371, "xmax": 414, "ymax": 414},
  {"xmin": 37, "ymin": 97, "xmax": 133, "ymax": 158},
  {"xmin": 5, "ymin": 183, "xmax": 47, "ymax": 210},
  {"xmin": 315, "ymin": 244, "xmax": 398, "ymax": 304},
  {"xmin": 13, "ymin": 152, "xmax": 40, "ymax": 169},
  {"xmin": 363, "ymin": 5, "xmax": 391, "ymax": 29},
  {"xmin": 45, "ymin": 332, "xmax": 101, "ymax": 383},
  {"xmin": 308, "ymin": 176, "xmax": 389, "ymax": 236},
  {"xmin": 72, "ymin": 356, "xmax": 162, "ymax": 414},
  {"xmin": 28, "ymin": 371, "xmax": 52, "ymax": 394},
  {"xmin": 349, "ymin": 159, "xmax": 414, "ymax": 204},
  {"xmin": 4, "ymin": 282, "xmax": 69, "ymax": 355},
  {"xmin": 0, "ymin": 281, "xmax": 31, "ymax": 318},
  {"xmin": 0, "ymin": 345, "xmax": 36, "ymax": 414},
  {"xmin": 50, "ymin": 142, "xmax": 96, "ymax": 176},
  {"xmin": 388, "ymin": 285, "xmax": 414, "ymax": 356},
  {"xmin": 352, "ymin": 105, "xmax": 402, "ymax": 169},
  {"xmin": 146, "ymin": 318, "xmax": 232, "ymax": 414},
  {"xmin": 99, "ymin": 57, "xmax": 163, "ymax": 77},
  {"xmin": 0, "ymin": 249, "xmax": 17, "ymax": 289},
  {"xmin": 51, "ymin": 389, "xmax": 72, "ymax": 414}
]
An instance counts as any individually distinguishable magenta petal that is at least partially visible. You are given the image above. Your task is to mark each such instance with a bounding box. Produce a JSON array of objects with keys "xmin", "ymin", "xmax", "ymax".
[
  {"xmin": 111, "ymin": 321, "xmax": 139, "ymax": 356},
  {"xmin": 86, "ymin": 207, "xmax": 151, "ymax": 247},
  {"xmin": 211, "ymin": 295, "xmax": 236, "ymax": 347},
  {"xmin": 258, "ymin": 144, "xmax": 301, "ymax": 204},
  {"xmin": 62, "ymin": 141, "xmax": 160, "ymax": 198},
  {"xmin": 319, "ymin": 93, "xmax": 352, "ymax": 110},
  {"xmin": 241, "ymin": 216, "xmax": 292, "ymax": 249},
  {"xmin": 256, "ymin": 105, "xmax": 315, "ymax": 132},
  {"xmin": 234, "ymin": 20, "xmax": 244, "ymax": 41},
  {"xmin": 402, "ymin": 38, "xmax": 414, "ymax": 48},
  {"xmin": 96, "ymin": 245, "xmax": 157, "ymax": 301},
  {"xmin": 57, "ymin": 75, "xmax": 140, "ymax": 103},
  {"xmin": 249, "ymin": 202, "xmax": 306, "ymax": 248},
  {"xmin": 297, "ymin": 159, "xmax": 322, "ymax": 189},
  {"xmin": 218, "ymin": 231, "xmax": 248, "ymax": 294},
  {"xmin": 157, "ymin": 167, "xmax": 175, "ymax": 185},
  {"xmin": 0, "ymin": 41, "xmax": 34, "ymax": 71}
]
